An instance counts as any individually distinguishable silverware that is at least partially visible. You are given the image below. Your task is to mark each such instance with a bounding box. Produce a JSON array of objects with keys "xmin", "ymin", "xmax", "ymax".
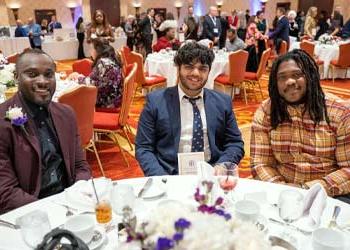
[
  {"xmin": 0, "ymin": 219, "xmax": 20, "ymax": 229},
  {"xmin": 87, "ymin": 230, "xmax": 102, "ymax": 245},
  {"xmin": 328, "ymin": 206, "xmax": 341, "ymax": 228},
  {"xmin": 161, "ymin": 177, "xmax": 168, "ymax": 184},
  {"xmin": 268, "ymin": 218, "xmax": 312, "ymax": 235},
  {"xmin": 269, "ymin": 236, "xmax": 297, "ymax": 250},
  {"xmin": 137, "ymin": 178, "xmax": 153, "ymax": 198}
]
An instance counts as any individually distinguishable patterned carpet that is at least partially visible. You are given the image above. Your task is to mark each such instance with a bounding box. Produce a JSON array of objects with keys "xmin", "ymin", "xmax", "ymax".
[{"xmin": 57, "ymin": 60, "xmax": 350, "ymax": 180}]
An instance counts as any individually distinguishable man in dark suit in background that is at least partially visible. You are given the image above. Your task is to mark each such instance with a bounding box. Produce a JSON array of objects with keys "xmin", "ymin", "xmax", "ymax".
[
  {"xmin": 138, "ymin": 8, "xmax": 155, "ymax": 56},
  {"xmin": 136, "ymin": 42, "xmax": 244, "ymax": 176},
  {"xmin": 202, "ymin": 6, "xmax": 222, "ymax": 46},
  {"xmin": 265, "ymin": 7, "xmax": 289, "ymax": 53},
  {"xmin": 0, "ymin": 49, "xmax": 91, "ymax": 214}
]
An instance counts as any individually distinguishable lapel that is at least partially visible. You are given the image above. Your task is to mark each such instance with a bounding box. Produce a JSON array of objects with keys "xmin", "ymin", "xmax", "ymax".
[
  {"xmin": 16, "ymin": 94, "xmax": 41, "ymax": 159},
  {"xmin": 49, "ymin": 104, "xmax": 72, "ymax": 178},
  {"xmin": 203, "ymin": 89, "xmax": 215, "ymax": 150},
  {"xmin": 165, "ymin": 87, "xmax": 181, "ymax": 151}
]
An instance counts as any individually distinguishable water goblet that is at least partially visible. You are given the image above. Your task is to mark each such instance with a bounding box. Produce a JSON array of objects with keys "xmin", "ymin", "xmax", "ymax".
[
  {"xmin": 111, "ymin": 184, "xmax": 135, "ymax": 215},
  {"xmin": 214, "ymin": 162, "xmax": 239, "ymax": 207}
]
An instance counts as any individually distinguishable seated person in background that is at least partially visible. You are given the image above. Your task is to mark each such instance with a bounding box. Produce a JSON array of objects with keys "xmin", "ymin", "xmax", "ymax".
[
  {"xmin": 69, "ymin": 39, "xmax": 123, "ymax": 109},
  {"xmin": 250, "ymin": 49, "xmax": 350, "ymax": 203},
  {"xmin": 225, "ymin": 28, "xmax": 246, "ymax": 52},
  {"xmin": 153, "ymin": 20, "xmax": 181, "ymax": 52},
  {"xmin": 341, "ymin": 18, "xmax": 350, "ymax": 39},
  {"xmin": 0, "ymin": 49, "xmax": 91, "ymax": 214},
  {"xmin": 136, "ymin": 42, "xmax": 244, "ymax": 176},
  {"xmin": 48, "ymin": 15, "xmax": 62, "ymax": 33},
  {"xmin": 14, "ymin": 19, "xmax": 27, "ymax": 37}
]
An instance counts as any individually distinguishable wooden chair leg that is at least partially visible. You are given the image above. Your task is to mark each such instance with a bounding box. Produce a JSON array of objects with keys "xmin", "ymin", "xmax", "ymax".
[
  {"xmin": 242, "ymin": 82, "xmax": 248, "ymax": 104},
  {"xmin": 90, "ymin": 139, "xmax": 105, "ymax": 176},
  {"xmin": 332, "ymin": 65, "xmax": 335, "ymax": 84}
]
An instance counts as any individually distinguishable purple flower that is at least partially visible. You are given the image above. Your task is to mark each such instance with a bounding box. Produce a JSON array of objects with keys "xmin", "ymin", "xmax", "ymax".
[
  {"xmin": 126, "ymin": 235, "xmax": 133, "ymax": 242},
  {"xmin": 215, "ymin": 197, "xmax": 224, "ymax": 206},
  {"xmin": 175, "ymin": 218, "xmax": 191, "ymax": 230},
  {"xmin": 224, "ymin": 213, "xmax": 232, "ymax": 221},
  {"xmin": 214, "ymin": 209, "xmax": 225, "ymax": 216},
  {"xmin": 11, "ymin": 116, "xmax": 28, "ymax": 126},
  {"xmin": 156, "ymin": 237, "xmax": 174, "ymax": 250},
  {"xmin": 172, "ymin": 232, "xmax": 184, "ymax": 242}
]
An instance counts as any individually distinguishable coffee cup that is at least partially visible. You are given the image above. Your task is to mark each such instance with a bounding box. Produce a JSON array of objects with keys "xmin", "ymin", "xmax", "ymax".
[
  {"xmin": 65, "ymin": 214, "xmax": 95, "ymax": 243},
  {"xmin": 235, "ymin": 200, "xmax": 260, "ymax": 222},
  {"xmin": 312, "ymin": 228, "xmax": 346, "ymax": 250}
]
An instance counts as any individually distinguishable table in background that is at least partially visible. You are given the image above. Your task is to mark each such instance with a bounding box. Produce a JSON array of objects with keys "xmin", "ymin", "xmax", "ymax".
[
  {"xmin": 0, "ymin": 176, "xmax": 349, "ymax": 250},
  {"xmin": 145, "ymin": 51, "xmax": 229, "ymax": 89},
  {"xmin": 290, "ymin": 41, "xmax": 350, "ymax": 79}
]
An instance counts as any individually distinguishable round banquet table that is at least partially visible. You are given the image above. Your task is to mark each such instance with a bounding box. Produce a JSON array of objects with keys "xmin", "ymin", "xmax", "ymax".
[
  {"xmin": 145, "ymin": 51, "xmax": 230, "ymax": 89},
  {"xmin": 0, "ymin": 176, "xmax": 349, "ymax": 250},
  {"xmin": 289, "ymin": 41, "xmax": 350, "ymax": 80}
]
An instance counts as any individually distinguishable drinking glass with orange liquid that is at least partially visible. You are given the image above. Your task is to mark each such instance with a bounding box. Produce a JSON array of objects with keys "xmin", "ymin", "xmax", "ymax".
[
  {"xmin": 95, "ymin": 200, "xmax": 112, "ymax": 225},
  {"xmin": 214, "ymin": 162, "xmax": 239, "ymax": 207}
]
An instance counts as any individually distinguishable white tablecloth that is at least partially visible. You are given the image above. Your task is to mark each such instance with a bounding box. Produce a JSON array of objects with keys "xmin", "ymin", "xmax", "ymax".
[
  {"xmin": 0, "ymin": 37, "xmax": 127, "ymax": 61},
  {"xmin": 290, "ymin": 41, "xmax": 350, "ymax": 79},
  {"xmin": 1, "ymin": 176, "xmax": 349, "ymax": 250},
  {"xmin": 145, "ymin": 51, "xmax": 229, "ymax": 89}
]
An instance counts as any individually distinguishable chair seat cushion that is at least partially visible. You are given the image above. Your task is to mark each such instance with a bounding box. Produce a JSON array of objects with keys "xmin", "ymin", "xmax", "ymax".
[
  {"xmin": 95, "ymin": 107, "xmax": 121, "ymax": 113},
  {"xmin": 93, "ymin": 112, "xmax": 120, "ymax": 130},
  {"xmin": 316, "ymin": 59, "xmax": 324, "ymax": 65},
  {"xmin": 244, "ymin": 72, "xmax": 257, "ymax": 80},
  {"xmin": 144, "ymin": 75, "xmax": 167, "ymax": 86},
  {"xmin": 330, "ymin": 59, "xmax": 342, "ymax": 67},
  {"xmin": 214, "ymin": 74, "xmax": 230, "ymax": 84}
]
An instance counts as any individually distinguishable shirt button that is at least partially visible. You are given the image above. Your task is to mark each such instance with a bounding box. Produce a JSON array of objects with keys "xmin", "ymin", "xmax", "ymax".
[
  {"xmin": 47, "ymin": 139, "xmax": 51, "ymax": 142},
  {"xmin": 41, "ymin": 121, "xmax": 45, "ymax": 125},
  {"xmin": 39, "ymin": 107, "xmax": 43, "ymax": 110}
]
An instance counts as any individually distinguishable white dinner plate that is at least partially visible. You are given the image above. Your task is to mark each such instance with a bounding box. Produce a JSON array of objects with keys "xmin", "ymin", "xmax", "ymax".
[{"xmin": 140, "ymin": 183, "xmax": 166, "ymax": 201}]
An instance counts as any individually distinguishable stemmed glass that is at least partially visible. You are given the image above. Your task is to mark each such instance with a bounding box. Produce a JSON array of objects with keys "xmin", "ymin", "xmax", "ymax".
[
  {"xmin": 214, "ymin": 162, "xmax": 239, "ymax": 207},
  {"xmin": 278, "ymin": 190, "xmax": 304, "ymax": 244}
]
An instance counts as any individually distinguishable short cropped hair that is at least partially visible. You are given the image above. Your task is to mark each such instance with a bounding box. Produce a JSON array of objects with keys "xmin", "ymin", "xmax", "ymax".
[
  {"xmin": 174, "ymin": 42, "xmax": 215, "ymax": 69},
  {"xmin": 16, "ymin": 49, "xmax": 55, "ymax": 73}
]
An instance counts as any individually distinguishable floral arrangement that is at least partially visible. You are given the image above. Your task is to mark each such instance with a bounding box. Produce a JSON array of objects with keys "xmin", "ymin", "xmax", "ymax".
[
  {"xmin": 119, "ymin": 181, "xmax": 271, "ymax": 250},
  {"xmin": 5, "ymin": 106, "xmax": 28, "ymax": 134},
  {"xmin": 0, "ymin": 64, "xmax": 15, "ymax": 88},
  {"xmin": 318, "ymin": 34, "xmax": 340, "ymax": 45}
]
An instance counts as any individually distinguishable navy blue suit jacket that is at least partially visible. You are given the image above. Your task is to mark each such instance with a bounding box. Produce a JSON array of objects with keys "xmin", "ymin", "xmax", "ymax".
[
  {"xmin": 202, "ymin": 15, "xmax": 222, "ymax": 41},
  {"xmin": 135, "ymin": 86, "xmax": 244, "ymax": 176},
  {"xmin": 269, "ymin": 16, "xmax": 289, "ymax": 43}
]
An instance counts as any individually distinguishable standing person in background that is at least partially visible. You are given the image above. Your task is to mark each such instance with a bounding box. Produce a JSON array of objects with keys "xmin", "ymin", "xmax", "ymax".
[
  {"xmin": 76, "ymin": 17, "xmax": 85, "ymax": 59},
  {"xmin": 153, "ymin": 13, "xmax": 165, "ymax": 40},
  {"xmin": 125, "ymin": 15, "xmax": 136, "ymax": 51},
  {"xmin": 265, "ymin": 7, "xmax": 289, "ymax": 54},
  {"xmin": 296, "ymin": 10, "xmax": 306, "ymax": 37},
  {"xmin": 197, "ymin": 16, "xmax": 205, "ymax": 40},
  {"xmin": 304, "ymin": 6, "xmax": 317, "ymax": 39},
  {"xmin": 245, "ymin": 21, "xmax": 263, "ymax": 72},
  {"xmin": 237, "ymin": 11, "xmax": 247, "ymax": 40},
  {"xmin": 245, "ymin": 9, "xmax": 251, "ymax": 25},
  {"xmin": 183, "ymin": 6, "xmax": 199, "ymax": 40},
  {"xmin": 219, "ymin": 12, "xmax": 229, "ymax": 49},
  {"xmin": 48, "ymin": 15, "xmax": 62, "ymax": 33},
  {"xmin": 335, "ymin": 6, "xmax": 344, "ymax": 27},
  {"xmin": 15, "ymin": 19, "xmax": 27, "ymax": 37},
  {"xmin": 27, "ymin": 18, "xmax": 42, "ymax": 50},
  {"xmin": 202, "ymin": 6, "xmax": 222, "ymax": 46},
  {"xmin": 228, "ymin": 10, "xmax": 239, "ymax": 29},
  {"xmin": 40, "ymin": 19, "xmax": 49, "ymax": 35},
  {"xmin": 315, "ymin": 11, "xmax": 329, "ymax": 40},
  {"xmin": 288, "ymin": 10, "xmax": 299, "ymax": 38},
  {"xmin": 138, "ymin": 8, "xmax": 155, "ymax": 56},
  {"xmin": 256, "ymin": 10, "xmax": 268, "ymax": 62},
  {"xmin": 86, "ymin": 9, "xmax": 115, "ymax": 44}
]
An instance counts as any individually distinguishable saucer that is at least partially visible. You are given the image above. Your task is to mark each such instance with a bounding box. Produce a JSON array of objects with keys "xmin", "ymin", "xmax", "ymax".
[{"xmin": 88, "ymin": 227, "xmax": 106, "ymax": 250}]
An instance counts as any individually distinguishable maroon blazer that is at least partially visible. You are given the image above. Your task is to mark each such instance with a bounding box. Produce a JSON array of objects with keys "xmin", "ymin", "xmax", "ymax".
[{"xmin": 0, "ymin": 93, "xmax": 91, "ymax": 214}]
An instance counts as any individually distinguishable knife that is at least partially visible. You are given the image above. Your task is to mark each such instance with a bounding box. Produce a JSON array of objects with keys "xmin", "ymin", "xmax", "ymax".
[
  {"xmin": 137, "ymin": 178, "xmax": 153, "ymax": 198},
  {"xmin": 0, "ymin": 219, "xmax": 20, "ymax": 229},
  {"xmin": 268, "ymin": 218, "xmax": 311, "ymax": 235}
]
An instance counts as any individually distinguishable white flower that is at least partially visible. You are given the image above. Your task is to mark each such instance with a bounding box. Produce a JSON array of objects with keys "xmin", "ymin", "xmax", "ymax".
[
  {"xmin": 0, "ymin": 69, "xmax": 14, "ymax": 84},
  {"xmin": 91, "ymin": 33, "xmax": 97, "ymax": 39},
  {"xmin": 6, "ymin": 106, "xmax": 24, "ymax": 120}
]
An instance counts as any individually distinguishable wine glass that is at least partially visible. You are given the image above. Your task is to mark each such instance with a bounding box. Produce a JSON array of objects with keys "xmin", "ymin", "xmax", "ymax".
[
  {"xmin": 214, "ymin": 162, "xmax": 239, "ymax": 207},
  {"xmin": 278, "ymin": 189, "xmax": 304, "ymax": 244}
]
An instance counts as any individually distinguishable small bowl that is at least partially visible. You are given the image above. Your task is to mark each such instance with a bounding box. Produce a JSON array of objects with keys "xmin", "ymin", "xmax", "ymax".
[
  {"xmin": 235, "ymin": 200, "xmax": 260, "ymax": 222},
  {"xmin": 64, "ymin": 214, "xmax": 95, "ymax": 243},
  {"xmin": 312, "ymin": 228, "xmax": 346, "ymax": 250}
]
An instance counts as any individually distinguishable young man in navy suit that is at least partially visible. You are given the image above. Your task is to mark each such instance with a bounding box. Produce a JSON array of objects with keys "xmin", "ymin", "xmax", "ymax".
[
  {"xmin": 136, "ymin": 42, "xmax": 244, "ymax": 176},
  {"xmin": 265, "ymin": 7, "xmax": 289, "ymax": 53}
]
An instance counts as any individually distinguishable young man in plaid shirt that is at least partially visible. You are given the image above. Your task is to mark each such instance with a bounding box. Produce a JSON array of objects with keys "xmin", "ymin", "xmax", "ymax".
[{"xmin": 251, "ymin": 49, "xmax": 350, "ymax": 203}]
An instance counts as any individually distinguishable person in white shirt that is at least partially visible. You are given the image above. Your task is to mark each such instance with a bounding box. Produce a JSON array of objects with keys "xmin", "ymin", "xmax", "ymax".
[{"xmin": 225, "ymin": 28, "xmax": 246, "ymax": 52}]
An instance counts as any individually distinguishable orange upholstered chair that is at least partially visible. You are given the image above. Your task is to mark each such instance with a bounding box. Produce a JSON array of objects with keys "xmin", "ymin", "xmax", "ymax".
[
  {"xmin": 93, "ymin": 63, "xmax": 138, "ymax": 167},
  {"xmin": 244, "ymin": 48, "xmax": 271, "ymax": 101},
  {"xmin": 57, "ymin": 85, "xmax": 105, "ymax": 176},
  {"xmin": 300, "ymin": 41, "xmax": 324, "ymax": 65},
  {"xmin": 268, "ymin": 40, "xmax": 288, "ymax": 67},
  {"xmin": 300, "ymin": 35, "xmax": 312, "ymax": 41},
  {"xmin": 7, "ymin": 53, "xmax": 19, "ymax": 64},
  {"xmin": 330, "ymin": 43, "xmax": 350, "ymax": 84},
  {"xmin": 214, "ymin": 50, "xmax": 249, "ymax": 102},
  {"xmin": 72, "ymin": 58, "xmax": 93, "ymax": 77},
  {"xmin": 127, "ymin": 51, "xmax": 166, "ymax": 93}
]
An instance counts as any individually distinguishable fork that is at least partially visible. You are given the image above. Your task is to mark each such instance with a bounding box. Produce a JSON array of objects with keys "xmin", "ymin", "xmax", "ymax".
[
  {"xmin": 0, "ymin": 219, "xmax": 20, "ymax": 229},
  {"xmin": 328, "ymin": 206, "xmax": 341, "ymax": 228}
]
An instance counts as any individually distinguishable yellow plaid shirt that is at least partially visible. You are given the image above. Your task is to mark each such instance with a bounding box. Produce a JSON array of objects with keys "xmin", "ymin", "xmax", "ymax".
[{"xmin": 251, "ymin": 98, "xmax": 350, "ymax": 196}]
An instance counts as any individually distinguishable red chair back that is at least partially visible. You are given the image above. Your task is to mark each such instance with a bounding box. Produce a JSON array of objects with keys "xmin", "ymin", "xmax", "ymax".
[
  {"xmin": 121, "ymin": 46, "xmax": 131, "ymax": 65},
  {"xmin": 228, "ymin": 50, "xmax": 248, "ymax": 83},
  {"xmin": 7, "ymin": 53, "xmax": 19, "ymax": 64},
  {"xmin": 57, "ymin": 86, "xmax": 97, "ymax": 146},
  {"xmin": 337, "ymin": 43, "xmax": 350, "ymax": 67},
  {"xmin": 72, "ymin": 58, "xmax": 93, "ymax": 77},
  {"xmin": 279, "ymin": 40, "xmax": 288, "ymax": 55},
  {"xmin": 119, "ymin": 63, "xmax": 137, "ymax": 126},
  {"xmin": 127, "ymin": 51, "xmax": 146, "ymax": 86},
  {"xmin": 300, "ymin": 41, "xmax": 315, "ymax": 58},
  {"xmin": 256, "ymin": 48, "xmax": 271, "ymax": 79},
  {"xmin": 301, "ymin": 35, "xmax": 311, "ymax": 41}
]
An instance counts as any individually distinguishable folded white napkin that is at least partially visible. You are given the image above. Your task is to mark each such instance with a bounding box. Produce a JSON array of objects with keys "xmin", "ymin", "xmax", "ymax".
[
  {"xmin": 302, "ymin": 183, "xmax": 327, "ymax": 227},
  {"xmin": 65, "ymin": 177, "xmax": 112, "ymax": 210},
  {"xmin": 197, "ymin": 161, "xmax": 214, "ymax": 181}
]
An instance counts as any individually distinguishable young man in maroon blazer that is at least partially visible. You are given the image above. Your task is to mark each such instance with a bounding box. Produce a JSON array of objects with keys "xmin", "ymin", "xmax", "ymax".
[{"xmin": 0, "ymin": 49, "xmax": 91, "ymax": 214}]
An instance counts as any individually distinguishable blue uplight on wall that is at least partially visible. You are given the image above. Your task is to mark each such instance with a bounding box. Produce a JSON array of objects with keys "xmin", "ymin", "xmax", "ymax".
[
  {"xmin": 250, "ymin": 0, "xmax": 262, "ymax": 16},
  {"xmin": 193, "ymin": 0, "xmax": 207, "ymax": 17}
]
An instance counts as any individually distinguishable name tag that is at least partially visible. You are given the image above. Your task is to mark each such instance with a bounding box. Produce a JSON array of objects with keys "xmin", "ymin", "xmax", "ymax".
[{"xmin": 213, "ymin": 28, "xmax": 219, "ymax": 33}]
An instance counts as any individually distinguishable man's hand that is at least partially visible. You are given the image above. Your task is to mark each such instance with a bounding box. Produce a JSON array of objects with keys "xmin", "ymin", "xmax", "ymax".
[{"xmin": 214, "ymin": 37, "xmax": 219, "ymax": 44}]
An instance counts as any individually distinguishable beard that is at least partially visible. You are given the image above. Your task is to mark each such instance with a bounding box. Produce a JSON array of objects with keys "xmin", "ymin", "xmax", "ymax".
[{"xmin": 178, "ymin": 73, "xmax": 207, "ymax": 93}]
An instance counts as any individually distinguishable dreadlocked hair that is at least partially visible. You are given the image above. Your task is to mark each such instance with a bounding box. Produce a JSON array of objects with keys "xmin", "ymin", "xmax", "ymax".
[{"xmin": 268, "ymin": 49, "xmax": 330, "ymax": 129}]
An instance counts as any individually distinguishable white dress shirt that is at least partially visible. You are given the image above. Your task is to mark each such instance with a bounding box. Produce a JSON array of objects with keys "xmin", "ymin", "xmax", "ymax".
[{"xmin": 178, "ymin": 85, "xmax": 211, "ymax": 161}]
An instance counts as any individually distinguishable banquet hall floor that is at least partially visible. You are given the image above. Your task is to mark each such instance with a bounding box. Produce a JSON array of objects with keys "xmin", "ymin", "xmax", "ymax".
[{"xmin": 57, "ymin": 60, "xmax": 350, "ymax": 180}]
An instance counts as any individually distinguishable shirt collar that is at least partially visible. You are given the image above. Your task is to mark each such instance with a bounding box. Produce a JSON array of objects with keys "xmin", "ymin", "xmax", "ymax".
[
  {"xmin": 178, "ymin": 84, "xmax": 204, "ymax": 103},
  {"xmin": 279, "ymin": 15, "xmax": 285, "ymax": 21},
  {"xmin": 20, "ymin": 92, "xmax": 49, "ymax": 118}
]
